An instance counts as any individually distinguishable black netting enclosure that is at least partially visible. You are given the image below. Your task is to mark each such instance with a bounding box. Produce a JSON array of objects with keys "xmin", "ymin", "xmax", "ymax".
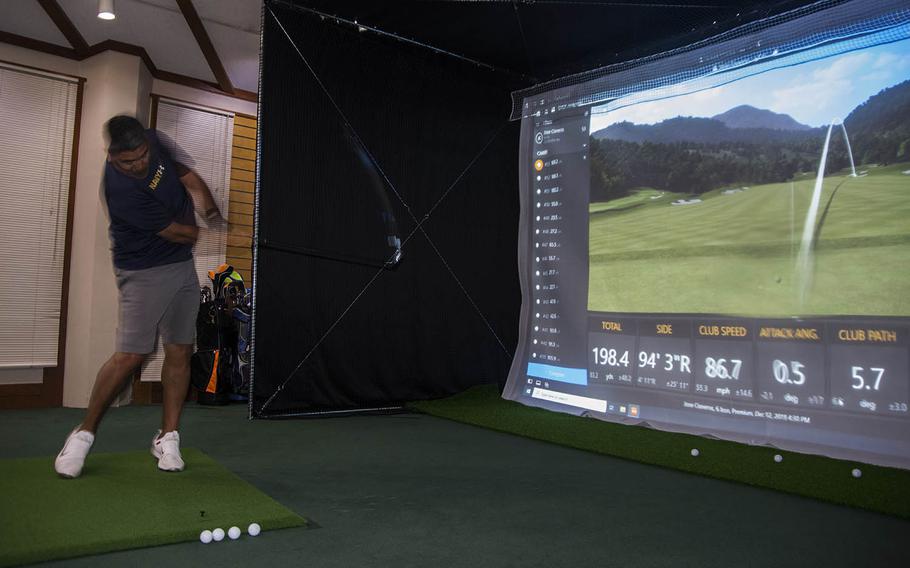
[{"xmin": 251, "ymin": 1, "xmax": 528, "ymax": 417}]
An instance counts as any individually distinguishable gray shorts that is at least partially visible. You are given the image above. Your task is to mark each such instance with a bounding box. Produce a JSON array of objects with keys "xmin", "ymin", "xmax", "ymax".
[{"xmin": 115, "ymin": 259, "xmax": 199, "ymax": 354}]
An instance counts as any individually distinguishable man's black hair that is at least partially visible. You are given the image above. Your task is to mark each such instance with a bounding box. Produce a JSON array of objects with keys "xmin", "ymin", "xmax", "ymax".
[{"xmin": 106, "ymin": 115, "xmax": 146, "ymax": 154}]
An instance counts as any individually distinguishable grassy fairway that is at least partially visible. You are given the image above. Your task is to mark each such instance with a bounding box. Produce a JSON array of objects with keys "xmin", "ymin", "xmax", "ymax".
[{"xmin": 588, "ymin": 163, "xmax": 910, "ymax": 316}]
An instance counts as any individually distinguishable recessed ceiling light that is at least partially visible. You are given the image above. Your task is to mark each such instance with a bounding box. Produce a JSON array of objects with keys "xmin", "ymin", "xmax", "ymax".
[{"xmin": 98, "ymin": 0, "xmax": 116, "ymax": 20}]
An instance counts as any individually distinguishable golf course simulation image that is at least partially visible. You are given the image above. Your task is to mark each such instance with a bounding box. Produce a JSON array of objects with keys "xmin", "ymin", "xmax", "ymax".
[{"xmin": 587, "ymin": 40, "xmax": 910, "ymax": 317}]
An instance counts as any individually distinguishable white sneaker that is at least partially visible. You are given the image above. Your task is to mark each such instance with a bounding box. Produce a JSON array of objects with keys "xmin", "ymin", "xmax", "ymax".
[
  {"xmin": 151, "ymin": 430, "xmax": 185, "ymax": 472},
  {"xmin": 55, "ymin": 428, "xmax": 95, "ymax": 478}
]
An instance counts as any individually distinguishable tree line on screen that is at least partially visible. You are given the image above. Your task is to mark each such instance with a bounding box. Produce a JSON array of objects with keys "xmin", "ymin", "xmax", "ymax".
[{"xmin": 589, "ymin": 79, "xmax": 910, "ymax": 202}]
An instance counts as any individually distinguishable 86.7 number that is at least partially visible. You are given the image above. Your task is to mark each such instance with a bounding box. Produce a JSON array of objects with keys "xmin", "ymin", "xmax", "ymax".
[{"xmin": 704, "ymin": 357, "xmax": 742, "ymax": 380}]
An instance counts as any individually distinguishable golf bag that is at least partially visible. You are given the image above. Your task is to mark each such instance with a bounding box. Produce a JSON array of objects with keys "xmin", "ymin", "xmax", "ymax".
[
  {"xmin": 190, "ymin": 264, "xmax": 249, "ymax": 405},
  {"xmin": 233, "ymin": 292, "xmax": 252, "ymax": 395}
]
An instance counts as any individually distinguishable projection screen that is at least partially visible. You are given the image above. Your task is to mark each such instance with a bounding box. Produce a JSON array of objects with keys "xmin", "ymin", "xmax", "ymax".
[{"xmin": 503, "ymin": 0, "xmax": 910, "ymax": 469}]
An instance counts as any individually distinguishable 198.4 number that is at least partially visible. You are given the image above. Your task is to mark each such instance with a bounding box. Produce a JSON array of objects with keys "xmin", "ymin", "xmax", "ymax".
[{"xmin": 592, "ymin": 347, "xmax": 629, "ymax": 367}]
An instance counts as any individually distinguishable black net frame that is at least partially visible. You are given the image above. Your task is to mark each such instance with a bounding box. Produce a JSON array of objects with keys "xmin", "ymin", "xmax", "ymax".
[{"xmin": 251, "ymin": 0, "xmax": 527, "ymax": 418}]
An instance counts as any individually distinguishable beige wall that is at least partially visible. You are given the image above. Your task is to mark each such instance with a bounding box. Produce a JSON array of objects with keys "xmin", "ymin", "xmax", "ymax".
[
  {"xmin": 68, "ymin": 51, "xmax": 152, "ymax": 408},
  {"xmin": 0, "ymin": 43, "xmax": 255, "ymax": 407},
  {"xmin": 151, "ymin": 79, "xmax": 258, "ymax": 116},
  {"xmin": 137, "ymin": 62, "xmax": 154, "ymax": 127}
]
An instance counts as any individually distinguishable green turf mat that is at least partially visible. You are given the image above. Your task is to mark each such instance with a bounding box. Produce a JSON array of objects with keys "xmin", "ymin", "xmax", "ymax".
[
  {"xmin": 411, "ymin": 385, "xmax": 910, "ymax": 519},
  {"xmin": 0, "ymin": 448, "xmax": 306, "ymax": 567}
]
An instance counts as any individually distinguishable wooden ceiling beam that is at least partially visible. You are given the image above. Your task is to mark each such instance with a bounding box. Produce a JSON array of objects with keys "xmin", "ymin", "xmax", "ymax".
[
  {"xmin": 0, "ymin": 30, "xmax": 79, "ymax": 60},
  {"xmin": 0, "ymin": 33, "xmax": 257, "ymax": 103},
  {"xmin": 37, "ymin": 0, "xmax": 89, "ymax": 55},
  {"xmin": 176, "ymin": 0, "xmax": 234, "ymax": 94},
  {"xmin": 84, "ymin": 39, "xmax": 158, "ymax": 74}
]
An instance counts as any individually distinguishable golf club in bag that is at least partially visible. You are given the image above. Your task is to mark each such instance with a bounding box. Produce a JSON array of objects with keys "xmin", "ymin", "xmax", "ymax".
[{"xmin": 190, "ymin": 264, "xmax": 249, "ymax": 405}]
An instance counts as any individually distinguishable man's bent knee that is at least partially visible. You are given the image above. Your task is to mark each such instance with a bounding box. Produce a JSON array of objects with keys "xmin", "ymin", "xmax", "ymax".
[
  {"xmin": 112, "ymin": 352, "xmax": 145, "ymax": 371},
  {"xmin": 163, "ymin": 344, "xmax": 193, "ymax": 367},
  {"xmin": 163, "ymin": 344, "xmax": 193, "ymax": 358}
]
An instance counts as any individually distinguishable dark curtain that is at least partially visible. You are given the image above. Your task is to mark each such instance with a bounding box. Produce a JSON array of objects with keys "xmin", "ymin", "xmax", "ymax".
[{"xmin": 253, "ymin": 2, "xmax": 526, "ymax": 415}]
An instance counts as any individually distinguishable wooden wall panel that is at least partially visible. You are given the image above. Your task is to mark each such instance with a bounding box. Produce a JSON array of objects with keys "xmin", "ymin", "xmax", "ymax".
[{"xmin": 226, "ymin": 113, "xmax": 256, "ymax": 282}]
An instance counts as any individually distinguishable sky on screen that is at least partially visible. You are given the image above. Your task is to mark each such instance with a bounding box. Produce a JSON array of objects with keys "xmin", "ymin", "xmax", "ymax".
[{"xmin": 591, "ymin": 38, "xmax": 910, "ymax": 131}]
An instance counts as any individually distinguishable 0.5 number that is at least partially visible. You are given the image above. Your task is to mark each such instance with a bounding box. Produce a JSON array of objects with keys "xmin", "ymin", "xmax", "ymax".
[{"xmin": 773, "ymin": 359, "xmax": 805, "ymax": 385}]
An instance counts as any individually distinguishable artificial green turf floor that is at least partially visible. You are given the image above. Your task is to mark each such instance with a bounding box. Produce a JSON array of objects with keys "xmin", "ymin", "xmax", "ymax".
[
  {"xmin": 410, "ymin": 385, "xmax": 910, "ymax": 519},
  {"xmin": 0, "ymin": 448, "xmax": 305, "ymax": 567}
]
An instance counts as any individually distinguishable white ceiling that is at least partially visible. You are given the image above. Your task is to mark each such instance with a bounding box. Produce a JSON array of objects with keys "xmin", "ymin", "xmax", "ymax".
[
  {"xmin": 0, "ymin": 0, "xmax": 262, "ymax": 94},
  {"xmin": 0, "ymin": 1, "xmax": 69, "ymax": 46}
]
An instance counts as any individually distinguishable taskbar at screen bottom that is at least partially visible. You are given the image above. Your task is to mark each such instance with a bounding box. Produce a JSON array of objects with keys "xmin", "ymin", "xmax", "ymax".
[{"xmin": 513, "ymin": 379, "xmax": 910, "ymax": 470}]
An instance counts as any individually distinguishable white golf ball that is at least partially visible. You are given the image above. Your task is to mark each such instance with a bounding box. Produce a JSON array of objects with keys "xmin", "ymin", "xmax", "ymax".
[
  {"xmin": 774, "ymin": 454, "xmax": 783, "ymax": 463},
  {"xmin": 228, "ymin": 526, "xmax": 241, "ymax": 540},
  {"xmin": 199, "ymin": 530, "xmax": 213, "ymax": 544},
  {"xmin": 212, "ymin": 528, "xmax": 225, "ymax": 541},
  {"xmin": 248, "ymin": 522, "xmax": 261, "ymax": 536},
  {"xmin": 690, "ymin": 448, "xmax": 699, "ymax": 457},
  {"xmin": 852, "ymin": 468, "xmax": 862, "ymax": 478}
]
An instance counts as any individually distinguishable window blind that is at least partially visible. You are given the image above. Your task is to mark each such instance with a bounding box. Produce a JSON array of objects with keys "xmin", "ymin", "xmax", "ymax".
[
  {"xmin": 141, "ymin": 99, "xmax": 233, "ymax": 382},
  {"xmin": 0, "ymin": 64, "xmax": 78, "ymax": 369}
]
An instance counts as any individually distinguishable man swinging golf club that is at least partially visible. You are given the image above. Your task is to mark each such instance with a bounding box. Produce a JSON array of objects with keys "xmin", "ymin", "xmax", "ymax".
[{"xmin": 54, "ymin": 115, "xmax": 223, "ymax": 477}]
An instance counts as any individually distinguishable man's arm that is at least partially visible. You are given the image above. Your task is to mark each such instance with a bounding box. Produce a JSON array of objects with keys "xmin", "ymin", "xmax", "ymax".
[
  {"xmin": 157, "ymin": 221, "xmax": 199, "ymax": 244},
  {"xmin": 178, "ymin": 165, "xmax": 222, "ymax": 222}
]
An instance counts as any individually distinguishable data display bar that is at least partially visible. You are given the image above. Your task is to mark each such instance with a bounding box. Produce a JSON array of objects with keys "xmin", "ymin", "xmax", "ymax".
[{"xmin": 586, "ymin": 314, "xmax": 910, "ymax": 418}]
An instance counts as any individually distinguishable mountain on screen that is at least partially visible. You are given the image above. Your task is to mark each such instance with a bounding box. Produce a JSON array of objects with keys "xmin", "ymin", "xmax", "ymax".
[
  {"xmin": 588, "ymin": 80, "xmax": 910, "ymax": 201},
  {"xmin": 591, "ymin": 109, "xmax": 818, "ymax": 144},
  {"xmin": 842, "ymin": 79, "xmax": 910, "ymax": 164},
  {"xmin": 712, "ymin": 105, "xmax": 813, "ymax": 131}
]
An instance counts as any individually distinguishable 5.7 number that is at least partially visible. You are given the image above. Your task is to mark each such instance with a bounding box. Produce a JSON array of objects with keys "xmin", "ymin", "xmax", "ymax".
[{"xmin": 851, "ymin": 366, "xmax": 884, "ymax": 391}]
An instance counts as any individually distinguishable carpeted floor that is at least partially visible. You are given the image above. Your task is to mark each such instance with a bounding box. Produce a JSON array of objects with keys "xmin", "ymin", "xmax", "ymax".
[
  {"xmin": 1, "ymin": 399, "xmax": 907, "ymax": 567},
  {"xmin": 411, "ymin": 385, "xmax": 910, "ymax": 518}
]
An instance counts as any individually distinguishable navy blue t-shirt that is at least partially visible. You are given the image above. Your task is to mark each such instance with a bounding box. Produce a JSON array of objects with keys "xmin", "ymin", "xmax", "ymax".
[{"xmin": 105, "ymin": 130, "xmax": 196, "ymax": 270}]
